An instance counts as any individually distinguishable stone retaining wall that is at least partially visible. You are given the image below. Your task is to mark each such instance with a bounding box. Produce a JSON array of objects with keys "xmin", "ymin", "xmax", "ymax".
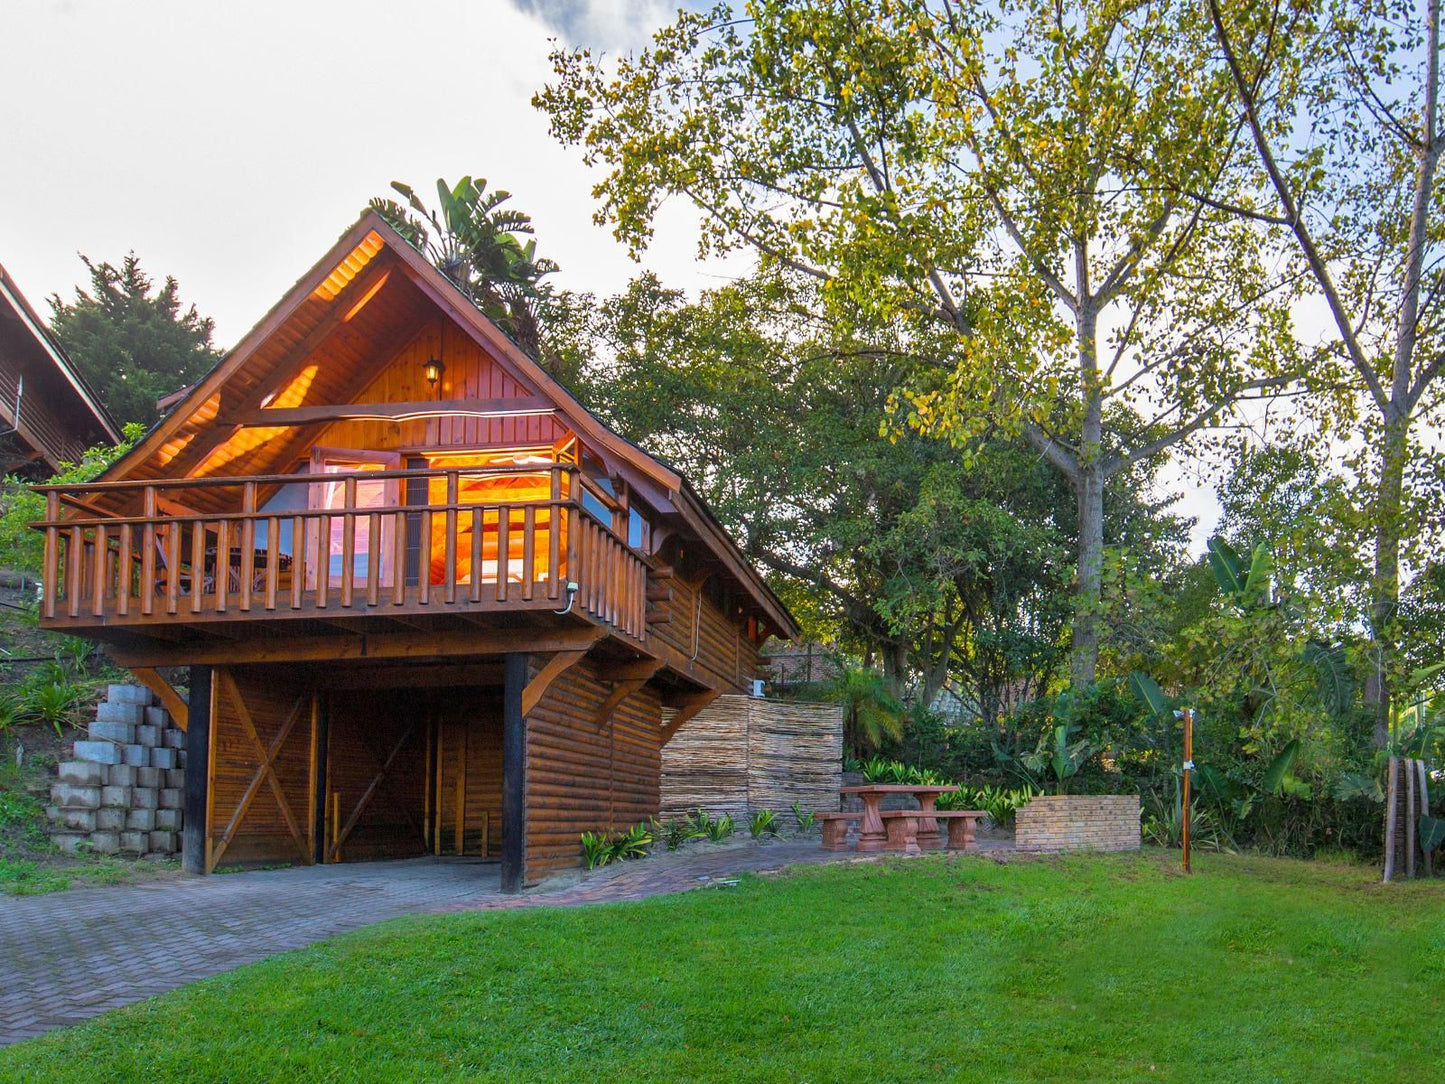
[
  {"xmin": 47, "ymin": 684, "xmax": 186, "ymax": 857},
  {"xmin": 1015, "ymin": 794, "xmax": 1140, "ymax": 853}
]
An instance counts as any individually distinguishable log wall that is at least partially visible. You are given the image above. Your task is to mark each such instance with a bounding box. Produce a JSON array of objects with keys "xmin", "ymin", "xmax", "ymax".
[
  {"xmin": 326, "ymin": 689, "xmax": 428, "ymax": 861},
  {"xmin": 659, "ymin": 695, "xmax": 842, "ymax": 824},
  {"xmin": 524, "ymin": 657, "xmax": 662, "ymax": 880}
]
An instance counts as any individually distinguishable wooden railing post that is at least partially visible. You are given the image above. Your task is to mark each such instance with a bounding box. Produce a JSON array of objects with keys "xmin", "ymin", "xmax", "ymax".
[
  {"xmin": 341, "ymin": 477, "xmax": 356, "ymax": 609},
  {"xmin": 444, "ymin": 471, "xmax": 458, "ymax": 605},
  {"xmin": 41, "ymin": 491, "xmax": 59, "ymax": 620},
  {"xmin": 239, "ymin": 482, "xmax": 256, "ymax": 612},
  {"xmin": 140, "ymin": 487, "xmax": 157, "ymax": 617}
]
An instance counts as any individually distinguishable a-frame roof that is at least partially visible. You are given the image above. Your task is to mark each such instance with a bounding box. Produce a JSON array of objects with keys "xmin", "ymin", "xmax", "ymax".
[
  {"xmin": 101, "ymin": 212, "xmax": 800, "ymax": 640},
  {"xmin": 0, "ymin": 262, "xmax": 122, "ymax": 469}
]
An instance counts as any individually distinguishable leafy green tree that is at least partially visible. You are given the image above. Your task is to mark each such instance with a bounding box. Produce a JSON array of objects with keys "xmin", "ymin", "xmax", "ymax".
[
  {"xmin": 1206, "ymin": 0, "xmax": 1445, "ymax": 746},
  {"xmin": 47, "ymin": 255, "xmax": 221, "ymax": 426},
  {"xmin": 537, "ymin": 0, "xmax": 1301, "ymax": 688},
  {"xmin": 369, "ymin": 176, "xmax": 561, "ymax": 368}
]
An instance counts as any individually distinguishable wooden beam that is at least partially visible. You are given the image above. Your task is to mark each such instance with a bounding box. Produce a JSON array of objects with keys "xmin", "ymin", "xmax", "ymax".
[
  {"xmin": 660, "ymin": 688, "xmax": 721, "ymax": 746},
  {"xmin": 157, "ymin": 253, "xmax": 401, "ymax": 482},
  {"xmin": 182, "ymin": 665, "xmax": 212, "ymax": 874},
  {"xmin": 521, "ymin": 648, "xmax": 592, "ymax": 716},
  {"xmin": 592, "ymin": 680, "xmax": 646, "ymax": 731},
  {"xmin": 228, "ymin": 396, "xmax": 554, "ymax": 427},
  {"xmin": 313, "ymin": 661, "xmax": 505, "ymax": 690},
  {"xmin": 128, "ymin": 667, "xmax": 189, "ymax": 731},
  {"xmin": 501, "ymin": 652, "xmax": 527, "ymax": 894},
  {"xmin": 108, "ymin": 625, "xmax": 611, "ymax": 669}
]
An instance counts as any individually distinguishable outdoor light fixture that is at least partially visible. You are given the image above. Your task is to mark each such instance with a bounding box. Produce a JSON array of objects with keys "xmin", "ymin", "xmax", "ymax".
[{"xmin": 423, "ymin": 357, "xmax": 446, "ymax": 387}]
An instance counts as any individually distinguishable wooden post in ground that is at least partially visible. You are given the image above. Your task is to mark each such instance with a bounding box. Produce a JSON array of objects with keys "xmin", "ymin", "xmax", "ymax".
[
  {"xmin": 501, "ymin": 652, "xmax": 528, "ymax": 893},
  {"xmin": 183, "ymin": 665, "xmax": 213, "ymax": 875},
  {"xmin": 1181, "ymin": 707, "xmax": 1193, "ymax": 875}
]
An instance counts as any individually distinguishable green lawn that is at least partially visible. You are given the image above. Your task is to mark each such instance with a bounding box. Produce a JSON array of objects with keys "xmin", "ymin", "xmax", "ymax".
[{"xmin": 2, "ymin": 851, "xmax": 1442, "ymax": 1083}]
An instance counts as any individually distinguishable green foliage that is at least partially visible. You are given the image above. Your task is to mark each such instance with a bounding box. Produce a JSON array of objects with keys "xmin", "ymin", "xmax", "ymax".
[
  {"xmin": 790, "ymin": 800, "xmax": 817, "ymax": 835},
  {"xmin": 47, "ymin": 254, "xmax": 220, "ymax": 426},
  {"xmin": 580, "ymin": 822, "xmax": 655, "ymax": 867},
  {"xmin": 369, "ymin": 177, "xmax": 559, "ymax": 367},
  {"xmin": 650, "ymin": 816, "xmax": 702, "ymax": 852},
  {"xmin": 748, "ymin": 809, "xmax": 779, "ymax": 839},
  {"xmin": 825, "ymin": 668, "xmax": 904, "ymax": 757},
  {"xmin": 687, "ymin": 809, "xmax": 735, "ymax": 844},
  {"xmin": 936, "ymin": 784, "xmax": 1040, "ymax": 828},
  {"xmin": 0, "ymin": 425, "xmax": 142, "ymax": 575},
  {"xmin": 1141, "ymin": 791, "xmax": 1233, "ymax": 853},
  {"xmin": 1020, "ymin": 722, "xmax": 1092, "ymax": 795},
  {"xmin": 1419, "ymin": 816, "xmax": 1445, "ymax": 855}
]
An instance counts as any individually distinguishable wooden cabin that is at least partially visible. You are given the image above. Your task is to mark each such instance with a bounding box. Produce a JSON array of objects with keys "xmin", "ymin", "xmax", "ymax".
[
  {"xmin": 1, "ymin": 263, "xmax": 121, "ymax": 477},
  {"xmin": 32, "ymin": 214, "xmax": 800, "ymax": 890}
]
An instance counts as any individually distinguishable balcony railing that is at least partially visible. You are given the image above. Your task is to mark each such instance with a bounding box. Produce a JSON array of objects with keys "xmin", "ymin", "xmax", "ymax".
[{"xmin": 33, "ymin": 465, "xmax": 648, "ymax": 643}]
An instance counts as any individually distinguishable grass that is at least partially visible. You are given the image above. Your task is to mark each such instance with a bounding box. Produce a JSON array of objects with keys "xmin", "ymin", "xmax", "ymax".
[{"xmin": 2, "ymin": 851, "xmax": 1442, "ymax": 1082}]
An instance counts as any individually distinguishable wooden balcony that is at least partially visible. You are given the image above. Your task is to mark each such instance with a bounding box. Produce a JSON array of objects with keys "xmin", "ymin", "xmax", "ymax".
[{"xmin": 33, "ymin": 465, "xmax": 650, "ymax": 649}]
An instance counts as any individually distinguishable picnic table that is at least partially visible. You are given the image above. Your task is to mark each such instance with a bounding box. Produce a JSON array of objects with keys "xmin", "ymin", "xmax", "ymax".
[{"xmin": 838, "ymin": 784, "xmax": 959, "ymax": 852}]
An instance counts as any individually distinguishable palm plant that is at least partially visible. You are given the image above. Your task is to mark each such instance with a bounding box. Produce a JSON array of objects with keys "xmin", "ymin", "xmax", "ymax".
[
  {"xmin": 368, "ymin": 176, "xmax": 558, "ymax": 361},
  {"xmin": 825, "ymin": 667, "xmax": 905, "ymax": 757}
]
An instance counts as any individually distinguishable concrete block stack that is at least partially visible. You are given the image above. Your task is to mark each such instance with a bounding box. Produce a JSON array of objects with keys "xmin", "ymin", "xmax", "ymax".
[{"xmin": 47, "ymin": 684, "xmax": 186, "ymax": 858}]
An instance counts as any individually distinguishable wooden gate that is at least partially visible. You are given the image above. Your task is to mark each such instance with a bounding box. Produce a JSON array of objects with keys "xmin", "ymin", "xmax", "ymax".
[{"xmin": 206, "ymin": 666, "xmax": 315, "ymax": 872}]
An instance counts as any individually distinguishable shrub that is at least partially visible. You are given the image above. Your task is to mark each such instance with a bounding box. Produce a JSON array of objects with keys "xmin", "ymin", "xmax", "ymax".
[
  {"xmin": 791, "ymin": 799, "xmax": 817, "ymax": 835},
  {"xmin": 580, "ymin": 822, "xmax": 655, "ymax": 868},
  {"xmin": 581, "ymin": 831, "xmax": 613, "ymax": 869},
  {"xmin": 650, "ymin": 816, "xmax": 701, "ymax": 851},
  {"xmin": 23, "ymin": 680, "xmax": 87, "ymax": 737},
  {"xmin": 748, "ymin": 809, "xmax": 779, "ymax": 839}
]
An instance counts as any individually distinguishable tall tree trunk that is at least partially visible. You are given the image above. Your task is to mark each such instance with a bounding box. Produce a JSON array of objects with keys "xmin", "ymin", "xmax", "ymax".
[
  {"xmin": 1366, "ymin": 410, "xmax": 1409, "ymax": 747},
  {"xmin": 1071, "ymin": 282, "xmax": 1103, "ymax": 688}
]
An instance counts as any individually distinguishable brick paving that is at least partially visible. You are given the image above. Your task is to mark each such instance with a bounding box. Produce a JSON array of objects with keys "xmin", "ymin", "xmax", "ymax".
[{"xmin": 0, "ymin": 839, "xmax": 1010, "ymax": 1046}]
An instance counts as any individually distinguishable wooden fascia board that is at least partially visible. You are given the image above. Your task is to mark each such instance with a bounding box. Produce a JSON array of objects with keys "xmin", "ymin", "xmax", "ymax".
[
  {"xmin": 98, "ymin": 216, "xmax": 387, "ymax": 483},
  {"xmin": 107, "ymin": 625, "xmax": 609, "ymax": 669},
  {"xmin": 0, "ymin": 270, "xmax": 122, "ymax": 444}
]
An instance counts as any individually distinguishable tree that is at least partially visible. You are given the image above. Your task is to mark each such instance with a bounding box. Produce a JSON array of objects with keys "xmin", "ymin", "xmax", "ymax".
[
  {"xmin": 537, "ymin": 0, "xmax": 1300, "ymax": 687},
  {"xmin": 48, "ymin": 254, "xmax": 221, "ymax": 426},
  {"xmin": 1205, "ymin": 0, "xmax": 1445, "ymax": 746},
  {"xmin": 369, "ymin": 176, "xmax": 562, "ymax": 370},
  {"xmin": 562, "ymin": 269, "xmax": 1189, "ymax": 720}
]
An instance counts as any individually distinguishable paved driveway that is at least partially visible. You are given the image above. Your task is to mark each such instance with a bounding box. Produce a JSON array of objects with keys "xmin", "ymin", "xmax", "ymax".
[{"xmin": 0, "ymin": 858, "xmax": 498, "ymax": 1045}]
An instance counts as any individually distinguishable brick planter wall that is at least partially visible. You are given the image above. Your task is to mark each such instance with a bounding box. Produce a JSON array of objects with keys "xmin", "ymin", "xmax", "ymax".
[{"xmin": 1015, "ymin": 794, "xmax": 1140, "ymax": 853}]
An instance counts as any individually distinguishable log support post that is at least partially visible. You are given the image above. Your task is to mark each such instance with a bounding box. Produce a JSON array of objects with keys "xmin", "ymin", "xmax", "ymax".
[
  {"xmin": 501, "ymin": 652, "xmax": 528, "ymax": 894},
  {"xmin": 183, "ymin": 665, "xmax": 212, "ymax": 875}
]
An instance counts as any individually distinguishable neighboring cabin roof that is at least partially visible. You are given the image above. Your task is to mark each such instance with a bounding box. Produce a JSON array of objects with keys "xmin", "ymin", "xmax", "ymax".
[
  {"xmin": 0, "ymin": 263, "xmax": 123, "ymax": 469},
  {"xmin": 98, "ymin": 212, "xmax": 801, "ymax": 641}
]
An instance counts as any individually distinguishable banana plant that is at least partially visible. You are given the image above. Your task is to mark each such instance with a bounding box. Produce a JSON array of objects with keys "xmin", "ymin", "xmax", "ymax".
[{"xmin": 1021, "ymin": 720, "xmax": 1091, "ymax": 795}]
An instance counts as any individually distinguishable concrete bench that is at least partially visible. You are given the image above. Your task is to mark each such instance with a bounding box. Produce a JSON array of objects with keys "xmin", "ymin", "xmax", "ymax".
[
  {"xmin": 816, "ymin": 812, "xmax": 862, "ymax": 850},
  {"xmin": 932, "ymin": 811, "xmax": 987, "ymax": 853}
]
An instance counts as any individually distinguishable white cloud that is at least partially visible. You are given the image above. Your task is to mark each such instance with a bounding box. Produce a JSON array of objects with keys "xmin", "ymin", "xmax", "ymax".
[{"xmin": 0, "ymin": 0, "xmax": 732, "ymax": 347}]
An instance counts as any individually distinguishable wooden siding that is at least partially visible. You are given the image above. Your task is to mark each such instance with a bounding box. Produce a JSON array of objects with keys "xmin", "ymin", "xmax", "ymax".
[
  {"xmin": 319, "ymin": 317, "xmax": 566, "ymax": 453},
  {"xmin": 660, "ymin": 695, "xmax": 842, "ymax": 823},
  {"xmin": 650, "ymin": 572, "xmax": 762, "ymax": 692},
  {"xmin": 326, "ymin": 688, "xmax": 428, "ymax": 862},
  {"xmin": 208, "ymin": 665, "xmax": 314, "ymax": 868},
  {"xmin": 524, "ymin": 657, "xmax": 662, "ymax": 879},
  {"xmin": 432, "ymin": 698, "xmax": 503, "ymax": 859}
]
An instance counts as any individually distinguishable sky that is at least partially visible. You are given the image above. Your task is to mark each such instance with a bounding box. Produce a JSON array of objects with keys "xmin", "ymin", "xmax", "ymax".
[{"xmin": 1, "ymin": 0, "xmax": 1223, "ymax": 545}]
